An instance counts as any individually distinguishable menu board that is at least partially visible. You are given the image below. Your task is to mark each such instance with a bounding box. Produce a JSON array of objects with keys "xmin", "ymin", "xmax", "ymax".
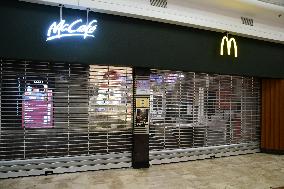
[{"xmin": 22, "ymin": 84, "xmax": 53, "ymax": 128}]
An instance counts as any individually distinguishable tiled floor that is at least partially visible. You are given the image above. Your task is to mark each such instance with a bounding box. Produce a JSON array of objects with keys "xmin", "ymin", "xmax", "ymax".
[{"xmin": 0, "ymin": 153, "xmax": 284, "ymax": 189}]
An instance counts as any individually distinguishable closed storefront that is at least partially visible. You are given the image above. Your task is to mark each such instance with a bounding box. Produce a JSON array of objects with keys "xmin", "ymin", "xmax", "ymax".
[
  {"xmin": 0, "ymin": 0, "xmax": 283, "ymax": 179},
  {"xmin": 0, "ymin": 60, "xmax": 133, "ymax": 177},
  {"xmin": 149, "ymin": 70, "xmax": 260, "ymax": 164}
]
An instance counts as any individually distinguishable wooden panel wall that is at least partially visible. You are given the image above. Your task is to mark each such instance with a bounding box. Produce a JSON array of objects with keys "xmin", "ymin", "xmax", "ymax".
[{"xmin": 261, "ymin": 79, "xmax": 284, "ymax": 153}]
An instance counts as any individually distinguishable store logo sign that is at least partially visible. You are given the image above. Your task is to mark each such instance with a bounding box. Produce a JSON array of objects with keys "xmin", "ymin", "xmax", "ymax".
[
  {"xmin": 46, "ymin": 19, "xmax": 97, "ymax": 41},
  {"xmin": 220, "ymin": 36, "xmax": 238, "ymax": 58}
]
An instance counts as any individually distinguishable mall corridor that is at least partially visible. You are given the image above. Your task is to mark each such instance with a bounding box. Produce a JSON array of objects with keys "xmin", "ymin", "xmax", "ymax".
[{"xmin": 1, "ymin": 153, "xmax": 283, "ymax": 189}]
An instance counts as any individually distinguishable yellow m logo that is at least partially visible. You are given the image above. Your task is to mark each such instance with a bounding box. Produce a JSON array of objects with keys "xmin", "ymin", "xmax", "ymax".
[{"xmin": 220, "ymin": 36, "xmax": 238, "ymax": 58}]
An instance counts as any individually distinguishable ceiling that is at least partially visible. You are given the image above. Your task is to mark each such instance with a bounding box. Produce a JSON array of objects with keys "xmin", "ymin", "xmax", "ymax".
[
  {"xmin": 20, "ymin": 0, "xmax": 284, "ymax": 43},
  {"xmin": 258, "ymin": 0, "xmax": 284, "ymax": 7},
  {"xmin": 181, "ymin": 0, "xmax": 284, "ymax": 27}
]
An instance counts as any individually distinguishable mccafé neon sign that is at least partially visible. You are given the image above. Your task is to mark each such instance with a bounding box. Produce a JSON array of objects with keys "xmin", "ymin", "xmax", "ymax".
[
  {"xmin": 46, "ymin": 19, "xmax": 97, "ymax": 41},
  {"xmin": 220, "ymin": 36, "xmax": 238, "ymax": 58}
]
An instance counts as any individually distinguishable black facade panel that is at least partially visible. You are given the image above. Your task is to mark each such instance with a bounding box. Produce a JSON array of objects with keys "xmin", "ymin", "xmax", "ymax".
[
  {"xmin": 0, "ymin": 0, "xmax": 283, "ymax": 78},
  {"xmin": 133, "ymin": 134, "xmax": 150, "ymax": 168}
]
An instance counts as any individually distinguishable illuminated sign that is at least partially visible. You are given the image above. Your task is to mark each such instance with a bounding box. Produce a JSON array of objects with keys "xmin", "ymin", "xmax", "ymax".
[
  {"xmin": 220, "ymin": 36, "xmax": 238, "ymax": 58},
  {"xmin": 46, "ymin": 19, "xmax": 97, "ymax": 41},
  {"xmin": 34, "ymin": 80, "xmax": 43, "ymax": 84}
]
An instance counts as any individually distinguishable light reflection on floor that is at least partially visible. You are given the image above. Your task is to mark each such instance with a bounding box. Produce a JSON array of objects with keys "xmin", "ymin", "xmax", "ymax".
[{"xmin": 0, "ymin": 153, "xmax": 283, "ymax": 189}]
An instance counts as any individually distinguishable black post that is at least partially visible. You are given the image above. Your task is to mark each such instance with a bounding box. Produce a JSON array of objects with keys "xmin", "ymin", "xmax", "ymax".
[{"xmin": 132, "ymin": 67, "xmax": 150, "ymax": 168}]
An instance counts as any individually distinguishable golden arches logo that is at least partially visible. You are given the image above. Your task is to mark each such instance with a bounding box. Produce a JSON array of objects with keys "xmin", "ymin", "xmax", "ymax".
[{"xmin": 220, "ymin": 36, "xmax": 238, "ymax": 58}]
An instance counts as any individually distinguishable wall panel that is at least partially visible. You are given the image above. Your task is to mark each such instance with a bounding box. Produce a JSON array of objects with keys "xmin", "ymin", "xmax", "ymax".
[{"xmin": 261, "ymin": 79, "xmax": 284, "ymax": 153}]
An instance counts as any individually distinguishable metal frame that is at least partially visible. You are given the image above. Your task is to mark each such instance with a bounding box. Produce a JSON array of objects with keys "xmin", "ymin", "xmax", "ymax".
[{"xmin": 0, "ymin": 152, "xmax": 131, "ymax": 179}]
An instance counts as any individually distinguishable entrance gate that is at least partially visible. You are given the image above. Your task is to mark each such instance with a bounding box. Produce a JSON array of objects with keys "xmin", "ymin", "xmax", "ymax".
[
  {"xmin": 0, "ymin": 62, "xmax": 261, "ymax": 178},
  {"xmin": 148, "ymin": 70, "xmax": 260, "ymax": 164}
]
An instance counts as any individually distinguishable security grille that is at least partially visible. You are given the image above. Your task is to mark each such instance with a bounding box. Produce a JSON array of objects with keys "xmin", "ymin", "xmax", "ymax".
[
  {"xmin": 0, "ymin": 60, "xmax": 133, "ymax": 178},
  {"xmin": 149, "ymin": 70, "xmax": 261, "ymax": 164}
]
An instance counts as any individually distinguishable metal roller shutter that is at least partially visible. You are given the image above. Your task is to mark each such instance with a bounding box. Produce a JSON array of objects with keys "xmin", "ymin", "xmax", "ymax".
[
  {"xmin": 0, "ymin": 60, "xmax": 133, "ymax": 178},
  {"xmin": 149, "ymin": 69, "xmax": 261, "ymax": 164}
]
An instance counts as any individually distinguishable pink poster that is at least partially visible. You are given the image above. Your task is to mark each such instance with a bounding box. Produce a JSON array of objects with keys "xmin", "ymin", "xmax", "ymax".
[{"xmin": 22, "ymin": 88, "xmax": 53, "ymax": 128}]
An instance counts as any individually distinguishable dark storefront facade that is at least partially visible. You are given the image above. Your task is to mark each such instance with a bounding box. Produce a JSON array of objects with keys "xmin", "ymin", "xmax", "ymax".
[{"xmin": 0, "ymin": 0, "xmax": 283, "ymax": 178}]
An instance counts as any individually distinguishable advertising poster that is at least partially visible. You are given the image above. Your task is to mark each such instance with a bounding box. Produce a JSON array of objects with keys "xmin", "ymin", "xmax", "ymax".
[
  {"xmin": 135, "ymin": 96, "xmax": 150, "ymax": 128},
  {"xmin": 135, "ymin": 108, "xmax": 149, "ymax": 127}
]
